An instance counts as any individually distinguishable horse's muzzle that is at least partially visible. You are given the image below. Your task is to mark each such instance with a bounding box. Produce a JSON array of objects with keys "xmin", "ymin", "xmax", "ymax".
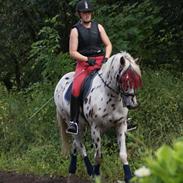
[{"xmin": 122, "ymin": 95, "xmax": 139, "ymax": 109}]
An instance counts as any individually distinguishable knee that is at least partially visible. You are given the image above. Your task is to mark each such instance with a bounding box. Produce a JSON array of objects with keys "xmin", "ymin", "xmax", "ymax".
[
  {"xmin": 95, "ymin": 151, "xmax": 102, "ymax": 164},
  {"xmin": 119, "ymin": 152, "xmax": 128, "ymax": 164}
]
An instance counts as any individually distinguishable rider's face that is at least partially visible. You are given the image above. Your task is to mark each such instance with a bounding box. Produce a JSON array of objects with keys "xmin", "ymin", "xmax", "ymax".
[{"xmin": 80, "ymin": 11, "xmax": 92, "ymax": 23}]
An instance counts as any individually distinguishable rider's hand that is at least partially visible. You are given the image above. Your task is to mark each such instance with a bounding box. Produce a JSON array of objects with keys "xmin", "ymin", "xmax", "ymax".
[
  {"xmin": 87, "ymin": 58, "xmax": 96, "ymax": 66},
  {"xmin": 102, "ymin": 57, "xmax": 108, "ymax": 64}
]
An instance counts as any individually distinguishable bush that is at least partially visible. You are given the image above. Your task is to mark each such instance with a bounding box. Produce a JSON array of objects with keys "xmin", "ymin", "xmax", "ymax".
[
  {"xmin": 133, "ymin": 138, "xmax": 183, "ymax": 183},
  {"xmin": 96, "ymin": 0, "xmax": 162, "ymax": 61}
]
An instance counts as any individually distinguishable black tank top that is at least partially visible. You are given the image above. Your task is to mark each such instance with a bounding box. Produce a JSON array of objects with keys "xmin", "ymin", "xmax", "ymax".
[{"xmin": 73, "ymin": 21, "xmax": 104, "ymax": 57}]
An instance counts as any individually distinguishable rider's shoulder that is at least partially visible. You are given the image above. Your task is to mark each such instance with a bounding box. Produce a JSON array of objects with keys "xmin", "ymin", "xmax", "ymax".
[
  {"xmin": 97, "ymin": 23, "xmax": 105, "ymax": 32},
  {"xmin": 70, "ymin": 27, "xmax": 78, "ymax": 37}
]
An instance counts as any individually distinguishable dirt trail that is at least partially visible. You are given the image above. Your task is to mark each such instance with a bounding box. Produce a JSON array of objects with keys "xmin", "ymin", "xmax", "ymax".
[{"xmin": 0, "ymin": 171, "xmax": 90, "ymax": 183}]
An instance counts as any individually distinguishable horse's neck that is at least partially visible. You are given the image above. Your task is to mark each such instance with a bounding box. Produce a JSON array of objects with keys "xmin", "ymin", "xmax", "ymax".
[{"xmin": 99, "ymin": 55, "xmax": 120, "ymax": 91}]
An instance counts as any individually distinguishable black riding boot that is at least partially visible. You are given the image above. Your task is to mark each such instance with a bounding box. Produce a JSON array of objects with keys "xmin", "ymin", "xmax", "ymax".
[{"xmin": 66, "ymin": 95, "xmax": 80, "ymax": 135}]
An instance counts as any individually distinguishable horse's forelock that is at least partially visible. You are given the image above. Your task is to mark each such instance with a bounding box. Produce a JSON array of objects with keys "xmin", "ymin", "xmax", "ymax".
[
  {"xmin": 120, "ymin": 66, "xmax": 142, "ymax": 91},
  {"xmin": 117, "ymin": 52, "xmax": 142, "ymax": 90}
]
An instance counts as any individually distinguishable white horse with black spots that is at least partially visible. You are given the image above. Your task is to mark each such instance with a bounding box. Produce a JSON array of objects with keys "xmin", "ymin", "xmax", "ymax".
[{"xmin": 54, "ymin": 51, "xmax": 142, "ymax": 183}]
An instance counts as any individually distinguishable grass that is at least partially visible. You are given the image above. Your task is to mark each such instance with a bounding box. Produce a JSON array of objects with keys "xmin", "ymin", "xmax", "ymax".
[{"xmin": 0, "ymin": 68, "xmax": 183, "ymax": 182}]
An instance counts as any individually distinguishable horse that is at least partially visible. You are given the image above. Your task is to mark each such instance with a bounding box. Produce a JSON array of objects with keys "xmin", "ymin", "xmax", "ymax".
[{"xmin": 54, "ymin": 51, "xmax": 142, "ymax": 183}]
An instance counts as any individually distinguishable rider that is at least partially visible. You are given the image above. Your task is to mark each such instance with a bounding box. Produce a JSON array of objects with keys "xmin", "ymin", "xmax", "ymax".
[
  {"xmin": 66, "ymin": 0, "xmax": 137, "ymax": 135},
  {"xmin": 66, "ymin": 0, "xmax": 112, "ymax": 135}
]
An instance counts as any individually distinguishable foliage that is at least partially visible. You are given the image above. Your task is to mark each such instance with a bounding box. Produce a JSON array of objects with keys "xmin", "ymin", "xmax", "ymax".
[
  {"xmin": 0, "ymin": 0, "xmax": 75, "ymax": 90},
  {"xmin": 96, "ymin": 0, "xmax": 162, "ymax": 61},
  {"xmin": 133, "ymin": 138, "xmax": 183, "ymax": 183}
]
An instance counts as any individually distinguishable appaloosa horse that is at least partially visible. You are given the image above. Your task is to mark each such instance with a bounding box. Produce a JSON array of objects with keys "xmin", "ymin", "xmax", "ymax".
[{"xmin": 54, "ymin": 51, "xmax": 142, "ymax": 183}]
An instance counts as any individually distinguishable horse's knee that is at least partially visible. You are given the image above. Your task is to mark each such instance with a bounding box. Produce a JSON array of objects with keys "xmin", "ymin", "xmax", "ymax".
[
  {"xmin": 119, "ymin": 152, "xmax": 128, "ymax": 164},
  {"xmin": 95, "ymin": 151, "xmax": 102, "ymax": 164}
]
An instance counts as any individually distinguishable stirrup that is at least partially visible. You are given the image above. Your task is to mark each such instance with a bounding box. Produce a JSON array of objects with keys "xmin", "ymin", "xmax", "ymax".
[
  {"xmin": 66, "ymin": 121, "xmax": 78, "ymax": 135},
  {"xmin": 127, "ymin": 118, "xmax": 137, "ymax": 132}
]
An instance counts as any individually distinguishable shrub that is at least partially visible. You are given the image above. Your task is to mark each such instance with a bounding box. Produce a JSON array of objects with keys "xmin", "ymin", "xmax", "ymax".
[{"xmin": 133, "ymin": 138, "xmax": 183, "ymax": 183}]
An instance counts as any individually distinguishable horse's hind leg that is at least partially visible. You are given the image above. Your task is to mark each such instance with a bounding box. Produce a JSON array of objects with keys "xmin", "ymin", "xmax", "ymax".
[
  {"xmin": 116, "ymin": 121, "xmax": 132, "ymax": 183},
  {"xmin": 68, "ymin": 141, "xmax": 77, "ymax": 175},
  {"xmin": 73, "ymin": 131, "xmax": 93, "ymax": 177}
]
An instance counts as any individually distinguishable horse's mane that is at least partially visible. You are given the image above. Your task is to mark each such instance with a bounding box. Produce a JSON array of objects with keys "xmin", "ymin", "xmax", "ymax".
[{"xmin": 101, "ymin": 51, "xmax": 141, "ymax": 76}]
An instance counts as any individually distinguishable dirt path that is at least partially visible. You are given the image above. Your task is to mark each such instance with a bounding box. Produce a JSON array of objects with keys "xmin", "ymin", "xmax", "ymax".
[{"xmin": 0, "ymin": 171, "xmax": 90, "ymax": 183}]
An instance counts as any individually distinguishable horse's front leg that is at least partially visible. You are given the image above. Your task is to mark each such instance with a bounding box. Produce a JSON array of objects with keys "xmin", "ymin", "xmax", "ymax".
[
  {"xmin": 116, "ymin": 120, "xmax": 132, "ymax": 183},
  {"xmin": 70, "ymin": 130, "xmax": 93, "ymax": 177},
  {"xmin": 91, "ymin": 125, "xmax": 102, "ymax": 182}
]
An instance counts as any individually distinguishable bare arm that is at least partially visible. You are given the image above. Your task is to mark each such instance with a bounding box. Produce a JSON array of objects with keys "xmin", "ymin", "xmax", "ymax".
[
  {"xmin": 69, "ymin": 28, "xmax": 88, "ymax": 62},
  {"xmin": 98, "ymin": 24, "xmax": 112, "ymax": 59}
]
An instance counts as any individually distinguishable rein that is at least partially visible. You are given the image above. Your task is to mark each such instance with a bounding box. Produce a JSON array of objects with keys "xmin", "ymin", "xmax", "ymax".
[{"xmin": 97, "ymin": 72, "xmax": 119, "ymax": 95}]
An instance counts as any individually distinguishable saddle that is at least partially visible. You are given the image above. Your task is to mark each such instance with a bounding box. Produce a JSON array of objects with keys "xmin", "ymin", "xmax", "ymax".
[{"xmin": 64, "ymin": 70, "xmax": 98, "ymax": 103}]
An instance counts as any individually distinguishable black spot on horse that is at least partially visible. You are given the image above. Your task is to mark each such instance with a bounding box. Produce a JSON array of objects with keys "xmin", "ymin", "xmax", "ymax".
[
  {"xmin": 84, "ymin": 98, "xmax": 88, "ymax": 104},
  {"xmin": 89, "ymin": 96, "xmax": 91, "ymax": 104},
  {"xmin": 95, "ymin": 143, "xmax": 98, "ymax": 149},
  {"xmin": 65, "ymin": 77, "xmax": 69, "ymax": 80},
  {"xmin": 114, "ymin": 117, "xmax": 123, "ymax": 124},
  {"xmin": 103, "ymin": 108, "xmax": 106, "ymax": 112},
  {"xmin": 73, "ymin": 148, "xmax": 77, "ymax": 154},
  {"xmin": 101, "ymin": 98, "xmax": 103, "ymax": 101},
  {"xmin": 106, "ymin": 98, "xmax": 112, "ymax": 104},
  {"xmin": 111, "ymin": 104, "xmax": 115, "ymax": 108},
  {"xmin": 97, "ymin": 138, "xmax": 100, "ymax": 142},
  {"xmin": 89, "ymin": 108, "xmax": 94, "ymax": 117},
  {"xmin": 91, "ymin": 88, "xmax": 95, "ymax": 92},
  {"xmin": 102, "ymin": 114, "xmax": 108, "ymax": 118}
]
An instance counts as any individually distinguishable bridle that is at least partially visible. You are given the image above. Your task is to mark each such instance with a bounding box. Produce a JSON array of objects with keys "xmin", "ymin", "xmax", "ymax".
[{"xmin": 97, "ymin": 64, "xmax": 136, "ymax": 98}]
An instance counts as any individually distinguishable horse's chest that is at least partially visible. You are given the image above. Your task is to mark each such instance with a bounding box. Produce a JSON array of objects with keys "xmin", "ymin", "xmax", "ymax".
[{"xmin": 83, "ymin": 93, "xmax": 126, "ymax": 124}]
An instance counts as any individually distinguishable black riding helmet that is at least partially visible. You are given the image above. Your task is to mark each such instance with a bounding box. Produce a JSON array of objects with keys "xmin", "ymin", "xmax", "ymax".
[{"xmin": 76, "ymin": 0, "xmax": 93, "ymax": 13}]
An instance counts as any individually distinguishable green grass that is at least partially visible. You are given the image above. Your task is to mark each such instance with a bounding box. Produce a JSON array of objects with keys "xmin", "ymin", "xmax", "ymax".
[{"xmin": 0, "ymin": 68, "xmax": 183, "ymax": 182}]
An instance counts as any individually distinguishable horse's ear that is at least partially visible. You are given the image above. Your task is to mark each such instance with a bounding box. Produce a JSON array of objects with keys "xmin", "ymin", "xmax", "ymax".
[
  {"xmin": 135, "ymin": 57, "xmax": 142, "ymax": 65},
  {"xmin": 134, "ymin": 58, "xmax": 139, "ymax": 64},
  {"xmin": 134, "ymin": 58, "xmax": 138, "ymax": 62},
  {"xmin": 120, "ymin": 56, "xmax": 125, "ymax": 66}
]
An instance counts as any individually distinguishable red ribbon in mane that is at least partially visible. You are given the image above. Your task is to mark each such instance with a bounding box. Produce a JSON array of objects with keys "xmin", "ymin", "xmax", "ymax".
[{"xmin": 120, "ymin": 66, "xmax": 142, "ymax": 91}]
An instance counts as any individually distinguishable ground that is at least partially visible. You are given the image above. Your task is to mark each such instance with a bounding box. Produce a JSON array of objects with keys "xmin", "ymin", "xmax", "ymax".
[{"xmin": 0, "ymin": 171, "xmax": 90, "ymax": 183}]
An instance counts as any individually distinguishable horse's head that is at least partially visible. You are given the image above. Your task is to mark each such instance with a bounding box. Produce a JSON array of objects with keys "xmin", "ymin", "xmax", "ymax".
[{"xmin": 117, "ymin": 53, "xmax": 142, "ymax": 109}]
